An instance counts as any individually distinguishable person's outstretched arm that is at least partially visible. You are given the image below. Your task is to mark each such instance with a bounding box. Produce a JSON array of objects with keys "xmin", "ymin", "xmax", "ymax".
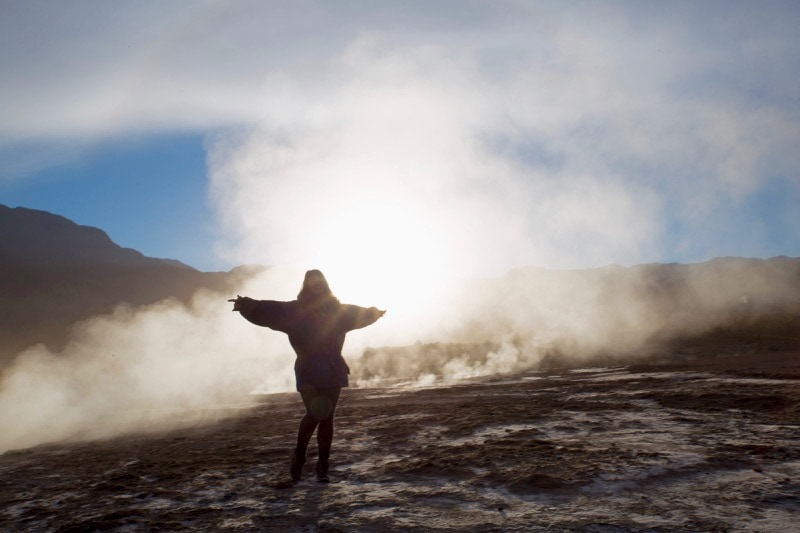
[
  {"xmin": 339, "ymin": 304, "xmax": 386, "ymax": 331},
  {"xmin": 229, "ymin": 295, "xmax": 294, "ymax": 333}
]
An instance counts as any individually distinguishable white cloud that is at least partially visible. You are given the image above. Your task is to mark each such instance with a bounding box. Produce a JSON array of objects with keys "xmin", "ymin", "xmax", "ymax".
[{"xmin": 0, "ymin": 1, "xmax": 797, "ymax": 263}]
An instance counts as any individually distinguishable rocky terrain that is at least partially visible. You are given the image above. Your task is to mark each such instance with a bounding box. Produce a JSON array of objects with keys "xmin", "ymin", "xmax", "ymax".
[{"xmin": 1, "ymin": 347, "xmax": 797, "ymax": 532}]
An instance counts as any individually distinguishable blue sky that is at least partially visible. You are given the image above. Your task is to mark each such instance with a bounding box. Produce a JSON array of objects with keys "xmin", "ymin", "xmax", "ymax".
[
  {"xmin": 1, "ymin": 1, "xmax": 798, "ymax": 275},
  {"xmin": 1, "ymin": 134, "xmax": 221, "ymax": 268}
]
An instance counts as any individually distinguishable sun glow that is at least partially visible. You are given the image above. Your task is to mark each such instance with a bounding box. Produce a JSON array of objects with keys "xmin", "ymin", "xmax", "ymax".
[{"xmin": 309, "ymin": 195, "xmax": 451, "ymax": 324}]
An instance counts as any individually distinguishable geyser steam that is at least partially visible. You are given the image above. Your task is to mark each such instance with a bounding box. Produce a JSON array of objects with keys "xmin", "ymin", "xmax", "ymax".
[{"xmin": 2, "ymin": 26, "xmax": 798, "ymax": 453}]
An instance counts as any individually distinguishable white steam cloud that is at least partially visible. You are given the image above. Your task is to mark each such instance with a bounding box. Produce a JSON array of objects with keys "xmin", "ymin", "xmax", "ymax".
[
  {"xmin": 1, "ymin": 3, "xmax": 798, "ymax": 451},
  {"xmin": 207, "ymin": 36, "xmax": 665, "ymax": 278},
  {"xmin": 2, "ymin": 255, "xmax": 796, "ymax": 452},
  {"xmin": 0, "ymin": 271, "xmax": 300, "ymax": 452}
]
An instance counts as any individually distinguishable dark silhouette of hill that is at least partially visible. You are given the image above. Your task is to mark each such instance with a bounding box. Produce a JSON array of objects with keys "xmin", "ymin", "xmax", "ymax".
[
  {"xmin": 0, "ymin": 204, "xmax": 187, "ymax": 269},
  {"xmin": 0, "ymin": 205, "xmax": 237, "ymax": 365},
  {"xmin": 2, "ymin": 204, "xmax": 798, "ymax": 373}
]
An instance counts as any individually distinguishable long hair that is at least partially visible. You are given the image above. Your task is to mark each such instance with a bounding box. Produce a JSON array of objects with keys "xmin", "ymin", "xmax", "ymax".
[{"xmin": 297, "ymin": 269, "xmax": 340, "ymax": 310}]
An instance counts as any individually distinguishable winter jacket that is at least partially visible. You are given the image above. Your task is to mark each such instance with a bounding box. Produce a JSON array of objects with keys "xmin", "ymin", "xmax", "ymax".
[{"xmin": 237, "ymin": 297, "xmax": 382, "ymax": 389}]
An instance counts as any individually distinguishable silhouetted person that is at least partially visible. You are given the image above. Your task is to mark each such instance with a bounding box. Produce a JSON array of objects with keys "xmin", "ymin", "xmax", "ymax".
[{"xmin": 229, "ymin": 269, "xmax": 385, "ymax": 482}]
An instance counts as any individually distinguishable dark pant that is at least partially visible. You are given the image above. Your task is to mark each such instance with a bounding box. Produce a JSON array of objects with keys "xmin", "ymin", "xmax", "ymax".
[{"xmin": 295, "ymin": 386, "xmax": 341, "ymax": 467}]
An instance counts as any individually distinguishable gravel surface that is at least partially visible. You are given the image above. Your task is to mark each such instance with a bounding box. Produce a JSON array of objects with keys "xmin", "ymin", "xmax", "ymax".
[{"xmin": 1, "ymin": 350, "xmax": 798, "ymax": 532}]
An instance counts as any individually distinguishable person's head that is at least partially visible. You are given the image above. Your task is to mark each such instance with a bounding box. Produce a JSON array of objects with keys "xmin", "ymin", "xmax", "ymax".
[{"xmin": 298, "ymin": 269, "xmax": 334, "ymax": 302}]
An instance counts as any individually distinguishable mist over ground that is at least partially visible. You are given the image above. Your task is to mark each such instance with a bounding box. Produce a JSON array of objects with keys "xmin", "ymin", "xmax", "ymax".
[
  {"xmin": 354, "ymin": 257, "xmax": 800, "ymax": 385},
  {"xmin": 1, "ymin": 256, "xmax": 797, "ymax": 453},
  {"xmin": 1, "ymin": 1, "xmax": 798, "ymax": 456}
]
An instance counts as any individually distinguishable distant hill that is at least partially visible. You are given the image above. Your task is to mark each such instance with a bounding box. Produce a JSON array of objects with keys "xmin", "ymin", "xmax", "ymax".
[
  {"xmin": 0, "ymin": 205, "xmax": 239, "ymax": 365},
  {"xmin": 2, "ymin": 204, "xmax": 798, "ymax": 372},
  {"xmin": 0, "ymin": 204, "xmax": 194, "ymax": 269}
]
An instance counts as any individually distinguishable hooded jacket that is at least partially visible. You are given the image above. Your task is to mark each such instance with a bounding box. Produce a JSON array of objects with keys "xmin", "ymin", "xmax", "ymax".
[{"xmin": 237, "ymin": 297, "xmax": 382, "ymax": 389}]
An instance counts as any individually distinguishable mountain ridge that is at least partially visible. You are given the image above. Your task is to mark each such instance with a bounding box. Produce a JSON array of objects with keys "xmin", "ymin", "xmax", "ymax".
[
  {"xmin": 1, "ymin": 204, "xmax": 798, "ymax": 371},
  {"xmin": 0, "ymin": 204, "xmax": 237, "ymax": 365},
  {"xmin": 0, "ymin": 204, "xmax": 197, "ymax": 270}
]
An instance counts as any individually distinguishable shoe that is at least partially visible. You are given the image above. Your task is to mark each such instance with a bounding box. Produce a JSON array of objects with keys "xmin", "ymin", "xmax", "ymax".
[
  {"xmin": 290, "ymin": 448, "xmax": 305, "ymax": 482},
  {"xmin": 315, "ymin": 459, "xmax": 330, "ymax": 483}
]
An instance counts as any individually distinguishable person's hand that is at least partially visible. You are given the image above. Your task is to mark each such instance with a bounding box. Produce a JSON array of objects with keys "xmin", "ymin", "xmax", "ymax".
[{"xmin": 228, "ymin": 295, "xmax": 244, "ymax": 311}]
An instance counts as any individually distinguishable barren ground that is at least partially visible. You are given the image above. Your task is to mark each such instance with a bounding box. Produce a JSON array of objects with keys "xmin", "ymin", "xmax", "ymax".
[{"xmin": 1, "ymin": 348, "xmax": 799, "ymax": 532}]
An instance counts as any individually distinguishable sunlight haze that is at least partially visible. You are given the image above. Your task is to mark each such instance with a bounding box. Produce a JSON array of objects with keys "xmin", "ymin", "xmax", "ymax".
[
  {"xmin": 1, "ymin": 1, "xmax": 797, "ymax": 273},
  {"xmin": 0, "ymin": 1, "xmax": 799, "ymax": 452}
]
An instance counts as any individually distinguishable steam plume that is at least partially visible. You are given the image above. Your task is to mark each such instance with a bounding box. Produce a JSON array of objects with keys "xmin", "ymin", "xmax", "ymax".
[{"xmin": 2, "ymin": 7, "xmax": 799, "ymax": 452}]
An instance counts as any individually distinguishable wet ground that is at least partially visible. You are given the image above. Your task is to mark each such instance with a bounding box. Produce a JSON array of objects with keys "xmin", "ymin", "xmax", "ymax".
[{"xmin": 1, "ymin": 350, "xmax": 799, "ymax": 532}]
